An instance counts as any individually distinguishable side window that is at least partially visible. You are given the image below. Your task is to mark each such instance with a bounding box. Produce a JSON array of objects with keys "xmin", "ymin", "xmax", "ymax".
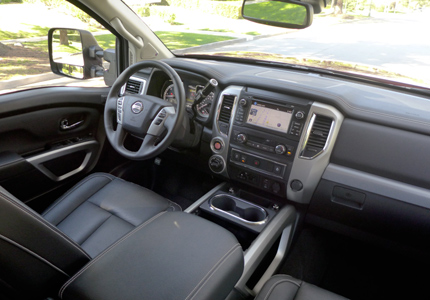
[{"xmin": 0, "ymin": 0, "xmax": 116, "ymax": 94}]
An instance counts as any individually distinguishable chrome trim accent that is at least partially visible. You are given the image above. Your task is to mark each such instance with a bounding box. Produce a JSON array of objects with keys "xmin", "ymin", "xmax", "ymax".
[
  {"xmin": 287, "ymin": 102, "xmax": 343, "ymax": 204},
  {"xmin": 216, "ymin": 93, "xmax": 238, "ymax": 137},
  {"xmin": 26, "ymin": 140, "xmax": 99, "ymax": 182},
  {"xmin": 230, "ymin": 148, "xmax": 287, "ymax": 179},
  {"xmin": 252, "ymin": 222, "xmax": 296, "ymax": 294},
  {"xmin": 210, "ymin": 137, "xmax": 225, "ymax": 154},
  {"xmin": 299, "ymin": 113, "xmax": 335, "ymax": 160},
  {"xmin": 122, "ymin": 76, "xmax": 147, "ymax": 95},
  {"xmin": 208, "ymin": 155, "xmax": 226, "ymax": 174},
  {"xmin": 60, "ymin": 119, "xmax": 84, "ymax": 131},
  {"xmin": 234, "ymin": 205, "xmax": 297, "ymax": 297},
  {"xmin": 131, "ymin": 101, "xmax": 144, "ymax": 114},
  {"xmin": 184, "ymin": 182, "xmax": 228, "ymax": 213},
  {"xmin": 209, "ymin": 194, "xmax": 268, "ymax": 225},
  {"xmin": 211, "ymin": 86, "xmax": 243, "ymax": 178}
]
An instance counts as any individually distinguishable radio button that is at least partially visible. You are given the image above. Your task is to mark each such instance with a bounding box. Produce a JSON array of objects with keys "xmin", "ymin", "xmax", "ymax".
[
  {"xmin": 274, "ymin": 165, "xmax": 283, "ymax": 174},
  {"xmin": 295, "ymin": 111, "xmax": 305, "ymax": 119}
]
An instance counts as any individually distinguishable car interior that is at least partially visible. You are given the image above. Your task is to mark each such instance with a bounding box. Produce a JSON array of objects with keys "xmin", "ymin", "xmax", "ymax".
[{"xmin": 1, "ymin": 0, "xmax": 430, "ymax": 299}]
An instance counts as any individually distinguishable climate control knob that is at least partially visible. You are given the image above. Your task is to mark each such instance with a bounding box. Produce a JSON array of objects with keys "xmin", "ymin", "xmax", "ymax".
[
  {"xmin": 275, "ymin": 144, "xmax": 287, "ymax": 155},
  {"xmin": 236, "ymin": 133, "xmax": 247, "ymax": 144}
]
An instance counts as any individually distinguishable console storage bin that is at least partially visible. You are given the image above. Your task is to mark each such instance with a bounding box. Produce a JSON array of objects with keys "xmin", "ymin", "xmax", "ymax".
[{"xmin": 60, "ymin": 211, "xmax": 244, "ymax": 300}]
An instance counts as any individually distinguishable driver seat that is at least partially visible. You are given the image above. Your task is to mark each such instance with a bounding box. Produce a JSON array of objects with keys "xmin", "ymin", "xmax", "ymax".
[{"xmin": 0, "ymin": 172, "xmax": 180, "ymax": 299}]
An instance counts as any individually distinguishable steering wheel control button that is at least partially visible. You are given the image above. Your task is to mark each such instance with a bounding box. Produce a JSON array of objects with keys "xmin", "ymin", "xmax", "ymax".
[
  {"xmin": 158, "ymin": 109, "xmax": 167, "ymax": 118},
  {"xmin": 291, "ymin": 180, "xmax": 304, "ymax": 192},
  {"xmin": 117, "ymin": 97, "xmax": 124, "ymax": 124}
]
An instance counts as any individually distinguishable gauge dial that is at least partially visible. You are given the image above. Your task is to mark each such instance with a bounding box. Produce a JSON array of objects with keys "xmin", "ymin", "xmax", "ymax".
[
  {"xmin": 163, "ymin": 84, "xmax": 177, "ymax": 106},
  {"xmin": 196, "ymin": 92, "xmax": 214, "ymax": 118}
]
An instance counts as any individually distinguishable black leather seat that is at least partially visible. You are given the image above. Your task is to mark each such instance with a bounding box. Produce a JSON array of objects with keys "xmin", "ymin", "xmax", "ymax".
[
  {"xmin": 255, "ymin": 275, "xmax": 348, "ymax": 300},
  {"xmin": 0, "ymin": 172, "xmax": 180, "ymax": 299}
]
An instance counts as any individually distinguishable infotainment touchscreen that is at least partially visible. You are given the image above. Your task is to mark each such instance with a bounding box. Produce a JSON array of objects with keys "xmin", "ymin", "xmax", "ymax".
[{"xmin": 246, "ymin": 100, "xmax": 293, "ymax": 133}]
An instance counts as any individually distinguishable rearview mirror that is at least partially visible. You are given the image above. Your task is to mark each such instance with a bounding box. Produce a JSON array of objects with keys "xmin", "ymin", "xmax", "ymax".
[
  {"xmin": 48, "ymin": 28, "xmax": 103, "ymax": 79},
  {"xmin": 242, "ymin": 0, "xmax": 313, "ymax": 29}
]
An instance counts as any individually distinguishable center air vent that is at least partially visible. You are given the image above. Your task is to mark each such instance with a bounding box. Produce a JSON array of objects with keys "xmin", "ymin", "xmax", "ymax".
[
  {"xmin": 217, "ymin": 94, "xmax": 236, "ymax": 135},
  {"xmin": 300, "ymin": 114, "xmax": 333, "ymax": 159},
  {"xmin": 124, "ymin": 77, "xmax": 146, "ymax": 94}
]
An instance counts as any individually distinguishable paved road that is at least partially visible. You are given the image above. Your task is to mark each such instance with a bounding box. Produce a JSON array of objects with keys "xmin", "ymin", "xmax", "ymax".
[{"xmin": 199, "ymin": 13, "xmax": 430, "ymax": 84}]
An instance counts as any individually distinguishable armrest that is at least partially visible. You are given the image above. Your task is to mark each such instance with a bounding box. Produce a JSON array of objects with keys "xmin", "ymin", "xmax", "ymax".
[{"xmin": 60, "ymin": 211, "xmax": 244, "ymax": 300}]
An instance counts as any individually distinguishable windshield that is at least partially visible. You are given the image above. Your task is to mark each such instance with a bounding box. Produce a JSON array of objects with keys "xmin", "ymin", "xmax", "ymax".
[{"xmin": 123, "ymin": 0, "xmax": 430, "ymax": 89}]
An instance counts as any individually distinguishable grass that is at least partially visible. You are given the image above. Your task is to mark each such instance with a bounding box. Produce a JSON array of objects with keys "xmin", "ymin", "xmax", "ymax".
[
  {"xmin": 21, "ymin": 33, "xmax": 116, "ymax": 53},
  {"xmin": 0, "ymin": 24, "xmax": 50, "ymax": 40},
  {"xmin": 154, "ymin": 31, "xmax": 235, "ymax": 50},
  {"xmin": 200, "ymin": 28, "xmax": 234, "ymax": 33},
  {"xmin": 243, "ymin": 2, "xmax": 307, "ymax": 25}
]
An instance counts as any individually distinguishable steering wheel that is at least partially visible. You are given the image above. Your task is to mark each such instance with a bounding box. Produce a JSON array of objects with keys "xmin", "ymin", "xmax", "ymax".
[{"xmin": 104, "ymin": 60, "xmax": 185, "ymax": 160}]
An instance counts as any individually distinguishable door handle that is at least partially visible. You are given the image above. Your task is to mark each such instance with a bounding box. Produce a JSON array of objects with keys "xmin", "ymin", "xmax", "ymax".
[{"xmin": 60, "ymin": 119, "xmax": 84, "ymax": 130}]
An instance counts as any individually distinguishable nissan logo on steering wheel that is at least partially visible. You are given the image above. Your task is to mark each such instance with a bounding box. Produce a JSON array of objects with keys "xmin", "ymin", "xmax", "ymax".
[{"xmin": 131, "ymin": 101, "xmax": 144, "ymax": 114}]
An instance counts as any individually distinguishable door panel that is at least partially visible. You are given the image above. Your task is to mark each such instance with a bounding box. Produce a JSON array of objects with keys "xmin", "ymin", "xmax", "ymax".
[{"xmin": 0, "ymin": 87, "xmax": 108, "ymax": 205}]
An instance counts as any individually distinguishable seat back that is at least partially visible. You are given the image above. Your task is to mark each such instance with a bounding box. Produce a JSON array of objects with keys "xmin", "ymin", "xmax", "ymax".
[{"xmin": 0, "ymin": 186, "xmax": 90, "ymax": 299}]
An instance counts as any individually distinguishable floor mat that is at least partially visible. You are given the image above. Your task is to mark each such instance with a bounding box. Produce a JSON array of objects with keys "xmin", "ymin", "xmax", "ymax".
[{"xmin": 278, "ymin": 227, "xmax": 430, "ymax": 299}]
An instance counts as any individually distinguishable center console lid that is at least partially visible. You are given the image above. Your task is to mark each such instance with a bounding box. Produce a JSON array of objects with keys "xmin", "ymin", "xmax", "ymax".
[{"xmin": 60, "ymin": 211, "xmax": 244, "ymax": 300}]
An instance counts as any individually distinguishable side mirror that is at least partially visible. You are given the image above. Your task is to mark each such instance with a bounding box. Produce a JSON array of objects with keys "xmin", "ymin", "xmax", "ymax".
[
  {"xmin": 48, "ymin": 28, "xmax": 103, "ymax": 79},
  {"xmin": 242, "ymin": 0, "xmax": 314, "ymax": 29}
]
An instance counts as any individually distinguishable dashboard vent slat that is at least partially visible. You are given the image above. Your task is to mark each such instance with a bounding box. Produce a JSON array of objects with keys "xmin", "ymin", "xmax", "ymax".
[
  {"xmin": 125, "ymin": 78, "xmax": 143, "ymax": 94},
  {"xmin": 301, "ymin": 115, "xmax": 333, "ymax": 158},
  {"xmin": 219, "ymin": 95, "xmax": 235, "ymax": 123}
]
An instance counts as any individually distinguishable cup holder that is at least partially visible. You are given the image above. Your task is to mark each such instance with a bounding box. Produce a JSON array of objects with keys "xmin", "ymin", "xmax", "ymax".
[{"xmin": 209, "ymin": 194, "xmax": 268, "ymax": 224}]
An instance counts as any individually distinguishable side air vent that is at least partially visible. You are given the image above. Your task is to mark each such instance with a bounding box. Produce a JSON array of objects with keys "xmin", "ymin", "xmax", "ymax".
[
  {"xmin": 219, "ymin": 95, "xmax": 235, "ymax": 123},
  {"xmin": 125, "ymin": 78, "xmax": 145, "ymax": 94},
  {"xmin": 300, "ymin": 114, "xmax": 333, "ymax": 159},
  {"xmin": 218, "ymin": 94, "xmax": 236, "ymax": 135}
]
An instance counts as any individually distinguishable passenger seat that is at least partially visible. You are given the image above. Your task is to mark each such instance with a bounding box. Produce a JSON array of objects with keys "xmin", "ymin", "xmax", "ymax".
[{"xmin": 255, "ymin": 275, "xmax": 348, "ymax": 300}]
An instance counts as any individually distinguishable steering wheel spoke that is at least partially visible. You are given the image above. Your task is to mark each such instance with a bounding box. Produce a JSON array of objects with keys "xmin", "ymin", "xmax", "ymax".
[
  {"xmin": 113, "ymin": 124, "xmax": 126, "ymax": 146},
  {"xmin": 137, "ymin": 134, "xmax": 158, "ymax": 156}
]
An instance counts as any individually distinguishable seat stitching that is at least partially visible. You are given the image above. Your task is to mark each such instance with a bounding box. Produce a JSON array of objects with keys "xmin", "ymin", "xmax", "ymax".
[
  {"xmin": 42, "ymin": 173, "xmax": 114, "ymax": 217},
  {"xmin": 0, "ymin": 234, "xmax": 69, "ymax": 277},
  {"xmin": 85, "ymin": 198, "xmax": 159, "ymax": 228},
  {"xmin": 0, "ymin": 192, "xmax": 91, "ymax": 260},
  {"xmin": 261, "ymin": 279, "xmax": 302, "ymax": 300},
  {"xmin": 77, "ymin": 214, "xmax": 114, "ymax": 247},
  {"xmin": 186, "ymin": 243, "xmax": 242, "ymax": 300},
  {"xmin": 59, "ymin": 211, "xmax": 167, "ymax": 298}
]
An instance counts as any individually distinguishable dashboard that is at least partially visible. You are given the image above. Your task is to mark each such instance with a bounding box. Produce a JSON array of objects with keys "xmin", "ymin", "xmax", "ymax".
[{"xmin": 126, "ymin": 57, "xmax": 430, "ymax": 250}]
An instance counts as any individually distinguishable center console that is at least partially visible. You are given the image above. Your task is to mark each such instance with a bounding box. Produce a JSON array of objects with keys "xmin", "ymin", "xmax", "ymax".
[
  {"xmin": 209, "ymin": 87, "xmax": 312, "ymax": 197},
  {"xmin": 200, "ymin": 86, "xmax": 342, "ymax": 298}
]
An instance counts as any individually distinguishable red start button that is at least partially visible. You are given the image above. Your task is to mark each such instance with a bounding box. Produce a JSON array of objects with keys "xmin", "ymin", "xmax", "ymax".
[{"xmin": 214, "ymin": 141, "xmax": 222, "ymax": 151}]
